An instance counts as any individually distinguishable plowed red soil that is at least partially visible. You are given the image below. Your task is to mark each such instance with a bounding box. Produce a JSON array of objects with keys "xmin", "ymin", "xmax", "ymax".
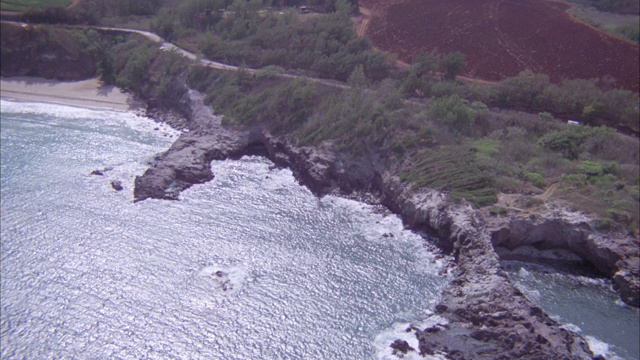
[{"xmin": 361, "ymin": 0, "xmax": 640, "ymax": 92}]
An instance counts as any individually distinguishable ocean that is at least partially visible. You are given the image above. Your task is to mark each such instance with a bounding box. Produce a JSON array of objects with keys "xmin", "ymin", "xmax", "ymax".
[
  {"xmin": 503, "ymin": 261, "xmax": 640, "ymax": 360},
  {"xmin": 0, "ymin": 100, "xmax": 449, "ymax": 358},
  {"xmin": 1, "ymin": 100, "xmax": 638, "ymax": 359}
]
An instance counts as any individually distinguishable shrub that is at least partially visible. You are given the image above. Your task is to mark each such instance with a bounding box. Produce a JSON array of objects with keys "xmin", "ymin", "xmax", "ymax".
[
  {"xmin": 515, "ymin": 195, "xmax": 544, "ymax": 208},
  {"xmin": 524, "ymin": 172, "xmax": 545, "ymax": 187},
  {"xmin": 97, "ymin": 49, "xmax": 116, "ymax": 85},
  {"xmin": 115, "ymin": 45, "xmax": 152, "ymax": 93},
  {"xmin": 489, "ymin": 207, "xmax": 508, "ymax": 216},
  {"xmin": 537, "ymin": 125, "xmax": 613, "ymax": 159},
  {"xmin": 429, "ymin": 95, "xmax": 476, "ymax": 133},
  {"xmin": 578, "ymin": 160, "xmax": 603, "ymax": 176},
  {"xmin": 608, "ymin": 24, "xmax": 640, "ymax": 44},
  {"xmin": 561, "ymin": 173, "xmax": 588, "ymax": 189},
  {"xmin": 429, "ymin": 81, "xmax": 461, "ymax": 97},
  {"xmin": 494, "ymin": 70, "xmax": 550, "ymax": 108},
  {"xmin": 538, "ymin": 112, "xmax": 553, "ymax": 121},
  {"xmin": 442, "ymin": 51, "xmax": 466, "ymax": 80},
  {"xmin": 595, "ymin": 217, "xmax": 614, "ymax": 231},
  {"xmin": 606, "ymin": 208, "xmax": 633, "ymax": 225},
  {"xmin": 495, "ymin": 176, "xmax": 523, "ymax": 193}
]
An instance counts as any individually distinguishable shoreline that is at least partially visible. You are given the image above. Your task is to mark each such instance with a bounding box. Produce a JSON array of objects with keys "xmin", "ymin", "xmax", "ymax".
[{"xmin": 0, "ymin": 76, "xmax": 143, "ymax": 112}]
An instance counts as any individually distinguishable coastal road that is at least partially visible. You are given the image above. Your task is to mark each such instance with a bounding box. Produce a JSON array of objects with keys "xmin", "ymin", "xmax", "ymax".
[
  {"xmin": 93, "ymin": 25, "xmax": 351, "ymax": 90},
  {"xmin": 1, "ymin": 20, "xmax": 421, "ymax": 103}
]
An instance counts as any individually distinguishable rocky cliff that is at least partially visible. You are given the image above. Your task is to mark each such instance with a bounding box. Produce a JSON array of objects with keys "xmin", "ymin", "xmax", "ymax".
[{"xmin": 130, "ymin": 90, "xmax": 640, "ymax": 358}]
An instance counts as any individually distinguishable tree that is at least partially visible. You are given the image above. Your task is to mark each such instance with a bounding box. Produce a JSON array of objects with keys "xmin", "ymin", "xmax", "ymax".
[
  {"xmin": 429, "ymin": 95, "xmax": 475, "ymax": 133},
  {"xmin": 116, "ymin": 46, "xmax": 151, "ymax": 93},
  {"xmin": 412, "ymin": 50, "xmax": 441, "ymax": 79},
  {"xmin": 442, "ymin": 51, "xmax": 466, "ymax": 81},
  {"xmin": 348, "ymin": 64, "xmax": 368, "ymax": 88},
  {"xmin": 96, "ymin": 48, "xmax": 116, "ymax": 85}
]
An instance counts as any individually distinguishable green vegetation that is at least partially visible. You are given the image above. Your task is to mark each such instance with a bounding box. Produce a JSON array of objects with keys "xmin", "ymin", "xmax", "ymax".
[
  {"xmin": 0, "ymin": 0, "xmax": 68, "ymax": 11},
  {"xmin": 428, "ymin": 95, "xmax": 476, "ymax": 134},
  {"xmin": 489, "ymin": 207, "xmax": 508, "ymax": 216},
  {"xmin": 442, "ymin": 52, "xmax": 467, "ymax": 81},
  {"xmin": 566, "ymin": 1, "xmax": 639, "ymax": 44},
  {"xmin": 399, "ymin": 147, "xmax": 498, "ymax": 207},
  {"xmin": 606, "ymin": 24, "xmax": 640, "ymax": 44},
  {"xmin": 574, "ymin": 0, "xmax": 639, "ymax": 14},
  {"xmin": 465, "ymin": 70, "xmax": 639, "ymax": 133},
  {"xmin": 524, "ymin": 172, "xmax": 545, "ymax": 188},
  {"xmin": 4, "ymin": 1, "xmax": 638, "ymax": 234}
]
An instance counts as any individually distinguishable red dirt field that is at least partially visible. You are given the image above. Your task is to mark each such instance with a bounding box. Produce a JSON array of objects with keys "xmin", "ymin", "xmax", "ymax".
[{"xmin": 361, "ymin": 0, "xmax": 640, "ymax": 92}]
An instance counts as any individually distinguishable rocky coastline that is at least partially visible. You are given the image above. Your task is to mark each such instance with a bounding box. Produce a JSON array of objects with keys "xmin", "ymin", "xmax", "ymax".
[
  {"xmin": 1, "ymin": 18, "xmax": 637, "ymax": 359},
  {"xmin": 131, "ymin": 90, "xmax": 638, "ymax": 359}
]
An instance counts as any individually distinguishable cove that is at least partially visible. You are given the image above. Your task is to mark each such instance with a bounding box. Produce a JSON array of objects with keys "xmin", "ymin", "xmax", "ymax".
[{"xmin": 0, "ymin": 100, "xmax": 449, "ymax": 358}]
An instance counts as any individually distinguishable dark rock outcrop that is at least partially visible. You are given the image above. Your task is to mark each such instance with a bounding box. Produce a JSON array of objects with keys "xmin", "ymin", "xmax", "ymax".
[
  {"xmin": 379, "ymin": 181, "xmax": 595, "ymax": 359},
  {"xmin": 110, "ymin": 180, "xmax": 123, "ymax": 191},
  {"xmin": 134, "ymin": 89, "xmax": 257, "ymax": 202},
  {"xmin": 390, "ymin": 339, "xmax": 415, "ymax": 355},
  {"xmin": 133, "ymin": 127, "xmax": 250, "ymax": 201}
]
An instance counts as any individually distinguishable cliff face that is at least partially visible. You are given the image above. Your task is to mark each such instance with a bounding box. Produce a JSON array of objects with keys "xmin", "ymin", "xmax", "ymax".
[
  {"xmin": 132, "ymin": 115, "xmax": 596, "ymax": 358},
  {"xmin": 128, "ymin": 90, "xmax": 640, "ymax": 358},
  {"xmin": 485, "ymin": 210, "xmax": 640, "ymax": 306}
]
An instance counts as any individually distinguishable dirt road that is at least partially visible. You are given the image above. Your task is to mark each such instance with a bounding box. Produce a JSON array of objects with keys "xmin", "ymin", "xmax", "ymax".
[{"xmin": 67, "ymin": 0, "xmax": 81, "ymax": 9}]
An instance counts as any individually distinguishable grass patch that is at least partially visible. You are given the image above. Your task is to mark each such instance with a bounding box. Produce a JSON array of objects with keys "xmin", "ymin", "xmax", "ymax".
[
  {"xmin": 400, "ymin": 146, "xmax": 497, "ymax": 207},
  {"xmin": 489, "ymin": 207, "xmax": 508, "ymax": 216}
]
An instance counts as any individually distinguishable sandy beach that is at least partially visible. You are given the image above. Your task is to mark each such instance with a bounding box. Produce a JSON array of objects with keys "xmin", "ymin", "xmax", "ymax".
[{"xmin": 0, "ymin": 77, "xmax": 142, "ymax": 111}]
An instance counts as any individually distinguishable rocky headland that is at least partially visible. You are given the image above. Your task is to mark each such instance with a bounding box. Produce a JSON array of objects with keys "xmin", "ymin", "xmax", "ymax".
[
  {"xmin": 131, "ymin": 90, "xmax": 638, "ymax": 359},
  {"xmin": 2, "ymin": 19, "xmax": 636, "ymax": 359}
]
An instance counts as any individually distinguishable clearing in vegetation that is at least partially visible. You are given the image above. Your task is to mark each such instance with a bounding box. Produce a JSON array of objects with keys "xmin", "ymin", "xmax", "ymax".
[
  {"xmin": 1, "ymin": 0, "xmax": 69, "ymax": 11},
  {"xmin": 361, "ymin": 0, "xmax": 640, "ymax": 92}
]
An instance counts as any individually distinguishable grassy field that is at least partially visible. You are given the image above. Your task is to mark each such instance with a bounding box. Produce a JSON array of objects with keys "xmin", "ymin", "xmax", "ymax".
[{"xmin": 1, "ymin": 0, "xmax": 69, "ymax": 11}]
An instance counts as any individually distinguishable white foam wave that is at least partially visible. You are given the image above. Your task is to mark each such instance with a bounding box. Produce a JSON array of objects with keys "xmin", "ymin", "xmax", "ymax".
[
  {"xmin": 585, "ymin": 335, "xmax": 613, "ymax": 358},
  {"xmin": 197, "ymin": 264, "xmax": 249, "ymax": 295},
  {"xmin": 518, "ymin": 266, "xmax": 531, "ymax": 277},
  {"xmin": 1, "ymin": 99, "xmax": 180, "ymax": 139},
  {"xmin": 560, "ymin": 323, "xmax": 582, "ymax": 333},
  {"xmin": 373, "ymin": 315, "xmax": 449, "ymax": 360},
  {"xmin": 319, "ymin": 196, "xmax": 448, "ymax": 276}
]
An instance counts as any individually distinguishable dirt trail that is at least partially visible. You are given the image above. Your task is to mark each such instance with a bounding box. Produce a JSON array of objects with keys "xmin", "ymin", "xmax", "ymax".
[
  {"xmin": 356, "ymin": 7, "xmax": 370, "ymax": 37},
  {"xmin": 67, "ymin": 0, "xmax": 82, "ymax": 9},
  {"xmin": 484, "ymin": 181, "xmax": 560, "ymax": 216},
  {"xmin": 535, "ymin": 182, "xmax": 560, "ymax": 201}
]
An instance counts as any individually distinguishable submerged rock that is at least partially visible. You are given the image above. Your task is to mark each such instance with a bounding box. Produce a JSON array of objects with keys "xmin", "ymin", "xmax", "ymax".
[
  {"xmin": 390, "ymin": 339, "xmax": 415, "ymax": 355},
  {"xmin": 91, "ymin": 167, "xmax": 113, "ymax": 176},
  {"xmin": 110, "ymin": 180, "xmax": 123, "ymax": 191}
]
